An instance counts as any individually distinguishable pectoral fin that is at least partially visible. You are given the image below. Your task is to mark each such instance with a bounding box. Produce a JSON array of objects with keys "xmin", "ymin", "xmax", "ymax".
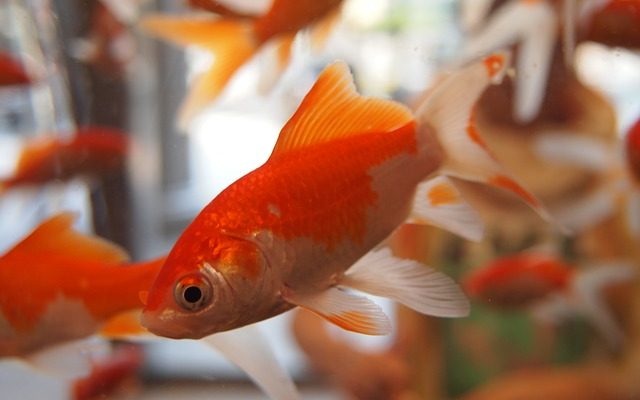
[
  {"xmin": 340, "ymin": 248, "xmax": 470, "ymax": 318},
  {"xmin": 203, "ymin": 325, "xmax": 300, "ymax": 400},
  {"xmin": 282, "ymin": 286, "xmax": 391, "ymax": 335}
]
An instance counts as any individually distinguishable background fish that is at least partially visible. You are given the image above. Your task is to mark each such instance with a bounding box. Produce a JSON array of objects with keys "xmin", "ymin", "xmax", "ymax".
[
  {"xmin": 0, "ymin": 52, "xmax": 31, "ymax": 87},
  {"xmin": 0, "ymin": 126, "xmax": 129, "ymax": 193},
  {"xmin": 0, "ymin": 213, "xmax": 162, "ymax": 356},
  {"xmin": 463, "ymin": 250, "xmax": 636, "ymax": 349},
  {"xmin": 140, "ymin": 0, "xmax": 344, "ymax": 128}
]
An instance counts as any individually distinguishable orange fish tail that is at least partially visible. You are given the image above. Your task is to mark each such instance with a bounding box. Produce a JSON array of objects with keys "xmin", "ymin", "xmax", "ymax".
[{"xmin": 139, "ymin": 15, "xmax": 259, "ymax": 128}]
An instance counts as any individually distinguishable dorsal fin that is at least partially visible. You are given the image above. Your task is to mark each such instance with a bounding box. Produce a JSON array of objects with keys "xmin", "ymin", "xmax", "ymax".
[
  {"xmin": 269, "ymin": 61, "xmax": 414, "ymax": 159},
  {"xmin": 5, "ymin": 213, "xmax": 129, "ymax": 264}
]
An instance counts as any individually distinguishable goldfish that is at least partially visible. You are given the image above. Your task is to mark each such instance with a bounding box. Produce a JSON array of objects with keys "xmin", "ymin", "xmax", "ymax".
[
  {"xmin": 0, "ymin": 213, "xmax": 162, "ymax": 356},
  {"xmin": 0, "ymin": 52, "xmax": 31, "ymax": 87},
  {"xmin": 0, "ymin": 126, "xmax": 129, "ymax": 193},
  {"xmin": 141, "ymin": 53, "xmax": 554, "ymax": 340},
  {"xmin": 140, "ymin": 0, "xmax": 343, "ymax": 127},
  {"xmin": 463, "ymin": 251, "xmax": 636, "ymax": 348},
  {"xmin": 0, "ymin": 213, "xmax": 300, "ymax": 400},
  {"xmin": 581, "ymin": 0, "xmax": 640, "ymax": 48}
]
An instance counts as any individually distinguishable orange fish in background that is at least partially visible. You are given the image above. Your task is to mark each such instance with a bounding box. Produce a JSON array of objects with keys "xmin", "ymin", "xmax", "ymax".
[
  {"xmin": 625, "ymin": 117, "xmax": 640, "ymax": 183},
  {"xmin": 0, "ymin": 126, "xmax": 129, "ymax": 193},
  {"xmin": 0, "ymin": 52, "xmax": 31, "ymax": 87},
  {"xmin": 140, "ymin": 0, "xmax": 344, "ymax": 127},
  {"xmin": 463, "ymin": 251, "xmax": 636, "ymax": 349},
  {"xmin": 0, "ymin": 213, "xmax": 163, "ymax": 356},
  {"xmin": 0, "ymin": 213, "xmax": 300, "ymax": 400},
  {"xmin": 70, "ymin": 2, "xmax": 137, "ymax": 78},
  {"xmin": 141, "ymin": 53, "xmax": 555, "ymax": 340},
  {"xmin": 581, "ymin": 0, "xmax": 640, "ymax": 48}
]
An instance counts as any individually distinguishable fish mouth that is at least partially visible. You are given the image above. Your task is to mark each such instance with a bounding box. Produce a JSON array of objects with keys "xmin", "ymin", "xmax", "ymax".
[{"xmin": 141, "ymin": 308, "xmax": 207, "ymax": 339}]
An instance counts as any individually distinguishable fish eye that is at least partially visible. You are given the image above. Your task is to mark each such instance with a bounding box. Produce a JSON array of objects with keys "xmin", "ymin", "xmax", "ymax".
[{"xmin": 174, "ymin": 274, "xmax": 212, "ymax": 312}]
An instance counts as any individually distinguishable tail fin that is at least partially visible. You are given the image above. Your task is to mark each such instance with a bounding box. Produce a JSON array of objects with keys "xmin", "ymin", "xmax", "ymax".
[
  {"xmin": 572, "ymin": 263, "xmax": 637, "ymax": 350},
  {"xmin": 139, "ymin": 15, "xmax": 259, "ymax": 128},
  {"xmin": 415, "ymin": 52, "xmax": 553, "ymax": 225}
]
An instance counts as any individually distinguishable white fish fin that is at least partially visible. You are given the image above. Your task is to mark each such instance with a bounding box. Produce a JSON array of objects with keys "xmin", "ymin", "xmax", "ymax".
[
  {"xmin": 572, "ymin": 263, "xmax": 637, "ymax": 349},
  {"xmin": 550, "ymin": 185, "xmax": 616, "ymax": 233},
  {"xmin": 514, "ymin": 1, "xmax": 557, "ymax": 122},
  {"xmin": 341, "ymin": 248, "xmax": 470, "ymax": 318},
  {"xmin": 408, "ymin": 176, "xmax": 484, "ymax": 242},
  {"xmin": 531, "ymin": 294, "xmax": 577, "ymax": 324},
  {"xmin": 269, "ymin": 61, "xmax": 414, "ymax": 159},
  {"xmin": 456, "ymin": 1, "xmax": 557, "ymax": 122},
  {"xmin": 202, "ymin": 325, "xmax": 300, "ymax": 400},
  {"xmin": 416, "ymin": 52, "xmax": 553, "ymax": 225},
  {"xmin": 534, "ymin": 132, "xmax": 613, "ymax": 171},
  {"xmin": 282, "ymin": 286, "xmax": 392, "ymax": 335}
]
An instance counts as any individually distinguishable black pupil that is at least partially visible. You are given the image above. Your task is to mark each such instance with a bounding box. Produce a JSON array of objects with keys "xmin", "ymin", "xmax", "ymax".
[{"xmin": 183, "ymin": 286, "xmax": 202, "ymax": 304}]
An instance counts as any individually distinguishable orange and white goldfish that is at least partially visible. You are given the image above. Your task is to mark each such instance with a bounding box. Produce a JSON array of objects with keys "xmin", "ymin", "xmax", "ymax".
[
  {"xmin": 0, "ymin": 52, "xmax": 31, "ymax": 87},
  {"xmin": 0, "ymin": 126, "xmax": 129, "ymax": 193},
  {"xmin": 140, "ymin": 0, "xmax": 343, "ymax": 127},
  {"xmin": 141, "ymin": 53, "xmax": 553, "ymax": 340},
  {"xmin": 463, "ymin": 251, "xmax": 635, "ymax": 349},
  {"xmin": 0, "ymin": 213, "xmax": 162, "ymax": 356},
  {"xmin": 0, "ymin": 213, "xmax": 301, "ymax": 400}
]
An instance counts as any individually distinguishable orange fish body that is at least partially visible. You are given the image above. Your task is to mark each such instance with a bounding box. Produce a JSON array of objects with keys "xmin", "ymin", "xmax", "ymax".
[
  {"xmin": 464, "ymin": 253, "xmax": 575, "ymax": 308},
  {"xmin": 0, "ymin": 213, "xmax": 162, "ymax": 356},
  {"xmin": 0, "ymin": 52, "xmax": 31, "ymax": 87},
  {"xmin": 0, "ymin": 126, "xmax": 129, "ymax": 192},
  {"xmin": 583, "ymin": 0, "xmax": 640, "ymax": 48},
  {"xmin": 140, "ymin": 0, "xmax": 343, "ymax": 127},
  {"xmin": 142, "ymin": 55, "xmax": 554, "ymax": 340},
  {"xmin": 464, "ymin": 250, "xmax": 636, "ymax": 349}
]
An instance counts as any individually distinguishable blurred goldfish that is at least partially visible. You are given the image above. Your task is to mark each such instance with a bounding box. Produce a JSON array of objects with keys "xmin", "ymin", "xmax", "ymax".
[
  {"xmin": 0, "ymin": 213, "xmax": 300, "ymax": 400},
  {"xmin": 140, "ymin": 0, "xmax": 343, "ymax": 128},
  {"xmin": 141, "ymin": 53, "xmax": 555, "ymax": 340},
  {"xmin": 0, "ymin": 52, "xmax": 31, "ymax": 87},
  {"xmin": 0, "ymin": 126, "xmax": 129, "ymax": 193},
  {"xmin": 581, "ymin": 0, "xmax": 640, "ymax": 48},
  {"xmin": 463, "ymin": 251, "xmax": 636, "ymax": 349},
  {"xmin": 0, "ymin": 213, "xmax": 162, "ymax": 356}
]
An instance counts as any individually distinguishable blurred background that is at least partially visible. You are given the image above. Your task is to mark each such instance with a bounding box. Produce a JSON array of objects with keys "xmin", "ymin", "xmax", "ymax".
[{"xmin": 1, "ymin": 0, "xmax": 640, "ymax": 399}]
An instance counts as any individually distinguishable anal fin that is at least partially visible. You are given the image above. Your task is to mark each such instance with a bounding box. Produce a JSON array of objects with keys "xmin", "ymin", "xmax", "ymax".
[{"xmin": 282, "ymin": 287, "xmax": 391, "ymax": 335}]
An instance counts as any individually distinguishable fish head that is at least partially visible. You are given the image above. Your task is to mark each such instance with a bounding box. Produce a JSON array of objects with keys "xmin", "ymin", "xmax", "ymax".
[{"xmin": 141, "ymin": 233, "xmax": 275, "ymax": 339}]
